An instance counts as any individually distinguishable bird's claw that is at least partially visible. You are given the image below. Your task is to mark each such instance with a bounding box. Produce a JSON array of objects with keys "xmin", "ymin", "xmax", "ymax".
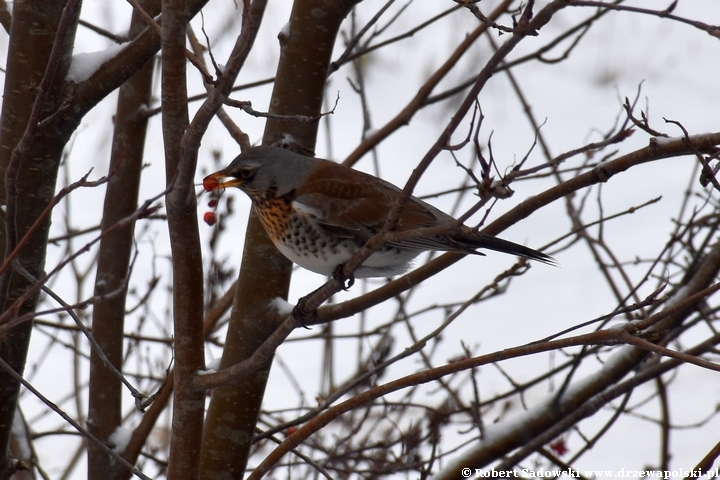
[
  {"xmin": 292, "ymin": 298, "xmax": 315, "ymax": 329},
  {"xmin": 332, "ymin": 264, "xmax": 355, "ymax": 290}
]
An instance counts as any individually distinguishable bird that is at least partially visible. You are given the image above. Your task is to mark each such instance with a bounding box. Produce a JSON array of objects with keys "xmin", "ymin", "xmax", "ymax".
[{"xmin": 203, "ymin": 146, "xmax": 554, "ymax": 280}]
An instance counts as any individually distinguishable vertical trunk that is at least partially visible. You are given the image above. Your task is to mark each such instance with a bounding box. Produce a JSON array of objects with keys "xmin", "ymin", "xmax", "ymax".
[
  {"xmin": 86, "ymin": 1, "xmax": 160, "ymax": 478},
  {"xmin": 161, "ymin": 0, "xmax": 206, "ymax": 478},
  {"xmin": 0, "ymin": 1, "xmax": 80, "ymax": 477}
]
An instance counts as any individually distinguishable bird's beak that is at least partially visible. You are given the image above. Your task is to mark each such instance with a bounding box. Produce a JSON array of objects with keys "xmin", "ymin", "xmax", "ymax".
[{"xmin": 202, "ymin": 171, "xmax": 243, "ymax": 191}]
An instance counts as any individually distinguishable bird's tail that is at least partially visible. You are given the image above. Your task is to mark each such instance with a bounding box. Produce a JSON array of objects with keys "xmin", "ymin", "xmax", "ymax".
[{"xmin": 468, "ymin": 232, "xmax": 557, "ymax": 266}]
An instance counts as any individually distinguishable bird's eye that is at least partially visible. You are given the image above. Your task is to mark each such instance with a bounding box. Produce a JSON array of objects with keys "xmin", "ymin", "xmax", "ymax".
[{"xmin": 237, "ymin": 168, "xmax": 254, "ymax": 180}]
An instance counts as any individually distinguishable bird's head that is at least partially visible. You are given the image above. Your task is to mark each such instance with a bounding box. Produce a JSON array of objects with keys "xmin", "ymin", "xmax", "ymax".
[{"xmin": 203, "ymin": 146, "xmax": 313, "ymax": 199}]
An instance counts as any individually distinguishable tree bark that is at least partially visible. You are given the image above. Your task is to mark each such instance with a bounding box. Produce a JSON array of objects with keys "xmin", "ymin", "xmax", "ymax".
[
  {"xmin": 0, "ymin": 1, "xmax": 80, "ymax": 477},
  {"xmin": 87, "ymin": 1, "xmax": 160, "ymax": 478}
]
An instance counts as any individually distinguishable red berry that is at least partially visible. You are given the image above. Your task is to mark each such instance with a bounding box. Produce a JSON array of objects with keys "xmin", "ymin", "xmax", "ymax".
[
  {"xmin": 208, "ymin": 199, "xmax": 218, "ymax": 208},
  {"xmin": 203, "ymin": 176, "xmax": 220, "ymax": 191},
  {"xmin": 203, "ymin": 211, "xmax": 217, "ymax": 226},
  {"xmin": 549, "ymin": 438, "xmax": 568, "ymax": 456}
]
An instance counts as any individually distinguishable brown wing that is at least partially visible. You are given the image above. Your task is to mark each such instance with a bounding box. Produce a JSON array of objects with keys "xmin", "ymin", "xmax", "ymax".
[{"xmin": 293, "ymin": 160, "xmax": 462, "ymax": 250}]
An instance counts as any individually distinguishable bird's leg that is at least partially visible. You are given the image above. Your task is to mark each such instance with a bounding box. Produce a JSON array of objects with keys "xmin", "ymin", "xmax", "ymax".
[
  {"xmin": 292, "ymin": 279, "xmax": 337, "ymax": 329},
  {"xmin": 332, "ymin": 263, "xmax": 355, "ymax": 290},
  {"xmin": 293, "ymin": 265, "xmax": 356, "ymax": 327},
  {"xmin": 292, "ymin": 295, "xmax": 316, "ymax": 329}
]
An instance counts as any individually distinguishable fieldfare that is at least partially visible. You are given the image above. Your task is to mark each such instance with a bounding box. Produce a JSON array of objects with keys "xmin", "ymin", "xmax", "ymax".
[{"xmin": 203, "ymin": 146, "xmax": 554, "ymax": 279}]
